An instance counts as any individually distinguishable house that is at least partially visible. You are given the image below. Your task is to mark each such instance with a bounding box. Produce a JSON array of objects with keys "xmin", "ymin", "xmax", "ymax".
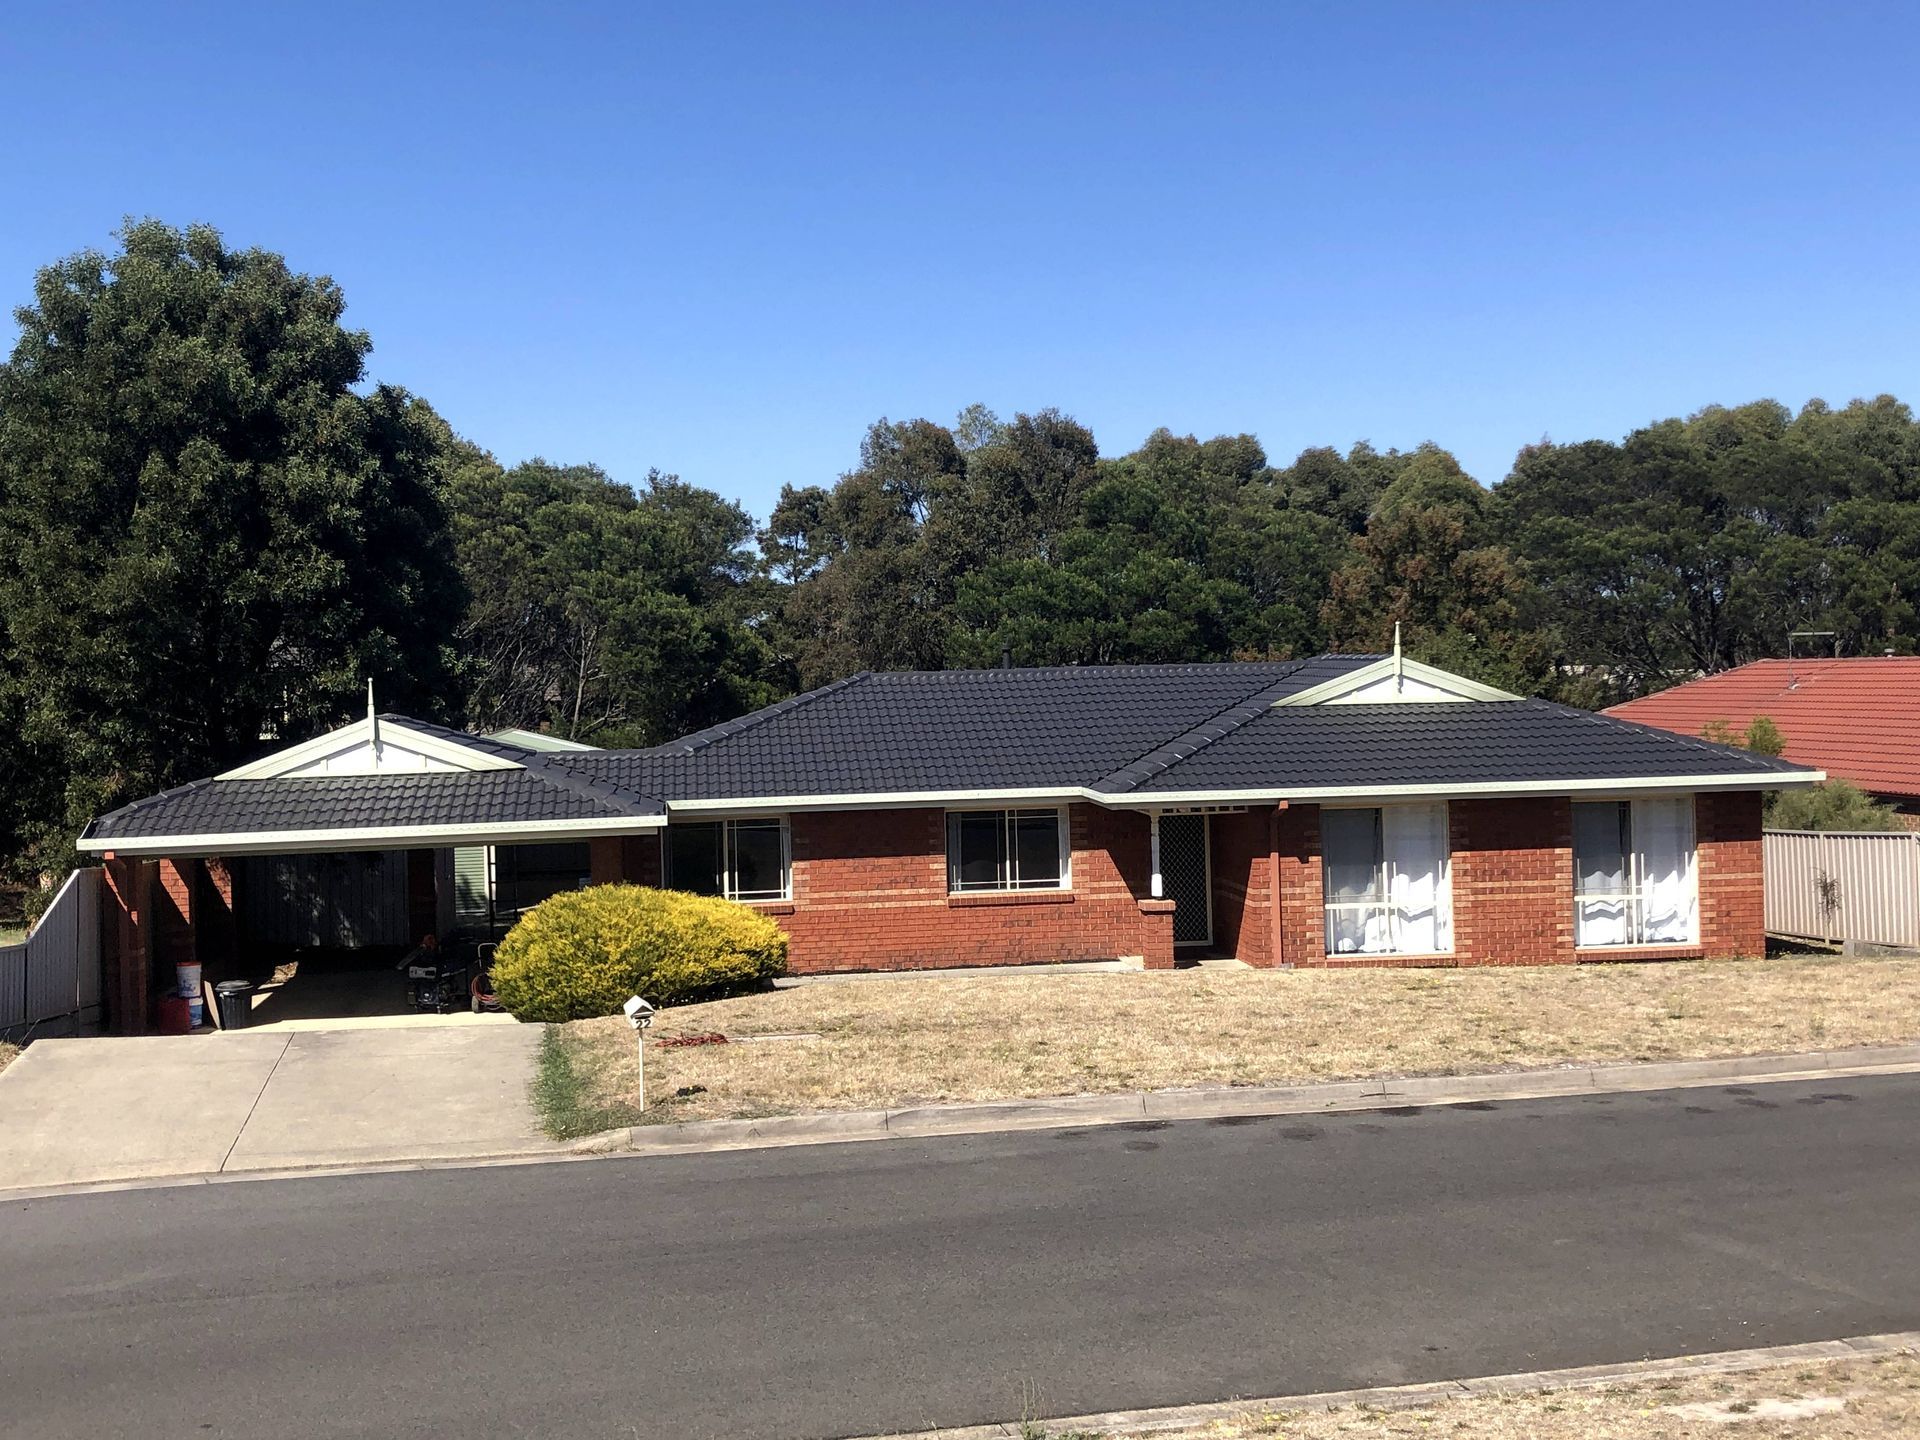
[
  {"xmin": 1606, "ymin": 658, "xmax": 1920, "ymax": 826},
  {"xmin": 77, "ymin": 653, "xmax": 1822, "ymax": 1032}
]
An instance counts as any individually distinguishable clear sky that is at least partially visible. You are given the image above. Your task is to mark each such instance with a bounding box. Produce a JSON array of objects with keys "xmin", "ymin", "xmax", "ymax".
[{"xmin": 4, "ymin": 2, "xmax": 1917, "ymax": 519}]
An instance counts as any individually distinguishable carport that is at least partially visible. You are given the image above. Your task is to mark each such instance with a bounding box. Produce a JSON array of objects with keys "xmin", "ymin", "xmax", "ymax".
[{"xmin": 77, "ymin": 710, "xmax": 664, "ymax": 1034}]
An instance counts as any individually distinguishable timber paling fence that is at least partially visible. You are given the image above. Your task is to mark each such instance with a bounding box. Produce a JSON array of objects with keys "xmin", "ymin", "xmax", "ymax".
[
  {"xmin": 1765, "ymin": 829, "xmax": 1920, "ymax": 950},
  {"xmin": 0, "ymin": 866, "xmax": 102, "ymax": 1042}
]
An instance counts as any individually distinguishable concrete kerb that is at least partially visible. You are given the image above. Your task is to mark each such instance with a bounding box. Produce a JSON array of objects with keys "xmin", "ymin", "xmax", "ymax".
[
  {"xmin": 845, "ymin": 1330, "xmax": 1920, "ymax": 1440},
  {"xmin": 567, "ymin": 1041, "xmax": 1920, "ymax": 1160},
  {"xmin": 9, "ymin": 1042, "xmax": 1920, "ymax": 1200}
]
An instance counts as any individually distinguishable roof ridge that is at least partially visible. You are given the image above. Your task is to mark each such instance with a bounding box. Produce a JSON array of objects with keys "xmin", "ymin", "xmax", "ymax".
[
  {"xmin": 645, "ymin": 672, "xmax": 875, "ymax": 756},
  {"xmin": 1089, "ymin": 661, "xmax": 1315, "ymax": 794}
]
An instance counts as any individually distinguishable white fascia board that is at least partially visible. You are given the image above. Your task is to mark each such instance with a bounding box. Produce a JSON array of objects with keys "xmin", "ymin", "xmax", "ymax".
[
  {"xmin": 80, "ymin": 813, "xmax": 664, "ymax": 858},
  {"xmin": 1105, "ymin": 769, "xmax": 1826, "ymax": 807},
  {"xmin": 1272, "ymin": 657, "xmax": 1518, "ymax": 706},
  {"xmin": 216, "ymin": 718, "xmax": 522, "ymax": 780},
  {"xmin": 663, "ymin": 787, "xmax": 1084, "ymax": 818}
]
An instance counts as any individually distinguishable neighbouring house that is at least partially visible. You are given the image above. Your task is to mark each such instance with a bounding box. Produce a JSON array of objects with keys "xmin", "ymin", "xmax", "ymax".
[
  {"xmin": 1606, "ymin": 657, "xmax": 1920, "ymax": 826},
  {"xmin": 78, "ymin": 653, "xmax": 1821, "ymax": 1032}
]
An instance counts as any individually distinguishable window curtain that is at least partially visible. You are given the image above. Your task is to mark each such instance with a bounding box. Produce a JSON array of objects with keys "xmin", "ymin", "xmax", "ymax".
[
  {"xmin": 1322, "ymin": 808, "xmax": 1385, "ymax": 953},
  {"xmin": 1635, "ymin": 797, "xmax": 1697, "ymax": 943},
  {"xmin": 1573, "ymin": 803, "xmax": 1630, "ymax": 947},
  {"xmin": 1385, "ymin": 802, "xmax": 1451, "ymax": 953}
]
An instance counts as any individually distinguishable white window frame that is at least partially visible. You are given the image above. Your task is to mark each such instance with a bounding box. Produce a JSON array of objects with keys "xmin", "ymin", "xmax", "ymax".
[
  {"xmin": 666, "ymin": 816, "xmax": 792, "ymax": 902},
  {"xmin": 1573, "ymin": 798, "xmax": 1698, "ymax": 947},
  {"xmin": 1322, "ymin": 802, "xmax": 1454, "ymax": 956},
  {"xmin": 946, "ymin": 806, "xmax": 1072, "ymax": 893}
]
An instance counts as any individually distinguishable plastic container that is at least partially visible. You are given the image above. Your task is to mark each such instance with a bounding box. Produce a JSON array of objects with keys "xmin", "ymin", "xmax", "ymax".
[
  {"xmin": 176, "ymin": 963, "xmax": 205, "ymax": 1027},
  {"xmin": 215, "ymin": 979, "xmax": 253, "ymax": 1030},
  {"xmin": 157, "ymin": 995, "xmax": 192, "ymax": 1035}
]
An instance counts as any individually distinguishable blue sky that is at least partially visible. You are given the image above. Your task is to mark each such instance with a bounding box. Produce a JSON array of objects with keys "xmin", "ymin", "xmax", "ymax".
[{"xmin": 4, "ymin": 2, "xmax": 1917, "ymax": 519}]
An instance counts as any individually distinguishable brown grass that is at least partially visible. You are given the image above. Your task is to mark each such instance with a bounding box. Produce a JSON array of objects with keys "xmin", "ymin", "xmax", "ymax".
[
  {"xmin": 1146, "ymin": 1352, "xmax": 1920, "ymax": 1439},
  {"xmin": 549, "ymin": 951, "xmax": 1920, "ymax": 1130},
  {"xmin": 0, "ymin": 1041, "xmax": 19, "ymax": 1074}
]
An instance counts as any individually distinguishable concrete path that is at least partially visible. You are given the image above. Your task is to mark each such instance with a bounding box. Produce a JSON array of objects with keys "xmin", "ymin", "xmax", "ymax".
[
  {"xmin": 0, "ymin": 1026, "xmax": 555, "ymax": 1189},
  {"xmin": 4, "ymin": 1072, "xmax": 1918, "ymax": 1440}
]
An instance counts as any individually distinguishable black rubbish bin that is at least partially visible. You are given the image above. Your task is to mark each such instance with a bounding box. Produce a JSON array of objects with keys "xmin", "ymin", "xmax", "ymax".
[{"xmin": 215, "ymin": 980, "xmax": 254, "ymax": 1030}]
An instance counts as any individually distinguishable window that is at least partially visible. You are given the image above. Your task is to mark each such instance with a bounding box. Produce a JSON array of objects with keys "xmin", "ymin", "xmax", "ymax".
[
  {"xmin": 492, "ymin": 842, "xmax": 591, "ymax": 919},
  {"xmin": 947, "ymin": 808, "xmax": 1067, "ymax": 892},
  {"xmin": 1573, "ymin": 798, "xmax": 1696, "ymax": 946},
  {"xmin": 1323, "ymin": 803, "xmax": 1452, "ymax": 954},
  {"xmin": 666, "ymin": 818, "xmax": 790, "ymax": 901}
]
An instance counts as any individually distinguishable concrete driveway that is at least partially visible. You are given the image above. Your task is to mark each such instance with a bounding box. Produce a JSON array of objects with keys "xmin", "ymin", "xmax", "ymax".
[{"xmin": 0, "ymin": 1026, "xmax": 558, "ymax": 1191}]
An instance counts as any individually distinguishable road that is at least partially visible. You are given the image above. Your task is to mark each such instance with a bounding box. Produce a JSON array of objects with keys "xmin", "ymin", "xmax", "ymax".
[{"xmin": 5, "ymin": 1073, "xmax": 1918, "ymax": 1439}]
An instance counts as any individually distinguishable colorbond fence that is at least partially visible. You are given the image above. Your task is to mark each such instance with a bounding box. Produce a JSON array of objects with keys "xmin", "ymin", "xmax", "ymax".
[
  {"xmin": 1765, "ymin": 829, "xmax": 1920, "ymax": 949},
  {"xmin": 0, "ymin": 866, "xmax": 102, "ymax": 1041}
]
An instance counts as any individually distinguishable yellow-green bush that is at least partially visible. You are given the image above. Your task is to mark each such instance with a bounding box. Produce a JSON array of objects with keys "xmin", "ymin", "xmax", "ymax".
[{"xmin": 490, "ymin": 884, "xmax": 788, "ymax": 1021}]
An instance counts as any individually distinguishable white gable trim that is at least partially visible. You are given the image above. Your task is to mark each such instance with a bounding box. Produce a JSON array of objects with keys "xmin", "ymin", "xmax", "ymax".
[
  {"xmin": 1272, "ymin": 656, "xmax": 1517, "ymax": 706},
  {"xmin": 216, "ymin": 718, "xmax": 523, "ymax": 780}
]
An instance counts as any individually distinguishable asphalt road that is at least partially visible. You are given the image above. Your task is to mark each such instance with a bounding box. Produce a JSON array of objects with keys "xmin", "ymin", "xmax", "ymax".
[{"xmin": 5, "ymin": 1073, "xmax": 1918, "ymax": 1440}]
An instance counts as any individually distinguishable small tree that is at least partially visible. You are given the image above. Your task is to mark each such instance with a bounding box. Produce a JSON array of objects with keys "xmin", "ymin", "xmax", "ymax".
[{"xmin": 1765, "ymin": 780, "xmax": 1903, "ymax": 832}]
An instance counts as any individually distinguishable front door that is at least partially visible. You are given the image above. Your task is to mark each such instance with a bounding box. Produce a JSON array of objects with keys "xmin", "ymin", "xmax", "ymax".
[{"xmin": 1159, "ymin": 814, "xmax": 1213, "ymax": 947}]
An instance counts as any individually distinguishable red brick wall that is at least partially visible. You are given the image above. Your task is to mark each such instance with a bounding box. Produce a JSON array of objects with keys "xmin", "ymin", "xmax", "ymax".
[
  {"xmin": 155, "ymin": 858, "xmax": 197, "ymax": 972},
  {"xmin": 769, "ymin": 804, "xmax": 1165, "ymax": 974},
  {"xmin": 582, "ymin": 789, "xmax": 1769, "ymax": 974},
  {"xmin": 1210, "ymin": 807, "xmax": 1276, "ymax": 965},
  {"xmin": 1274, "ymin": 804, "xmax": 1325, "ymax": 967},
  {"xmin": 1447, "ymin": 797, "xmax": 1576, "ymax": 967},
  {"xmin": 1697, "ymin": 790, "xmax": 1764, "ymax": 957},
  {"xmin": 590, "ymin": 835, "xmax": 659, "ymax": 886}
]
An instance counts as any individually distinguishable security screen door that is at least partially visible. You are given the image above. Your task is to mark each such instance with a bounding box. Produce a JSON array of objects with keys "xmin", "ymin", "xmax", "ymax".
[{"xmin": 1159, "ymin": 814, "xmax": 1213, "ymax": 946}]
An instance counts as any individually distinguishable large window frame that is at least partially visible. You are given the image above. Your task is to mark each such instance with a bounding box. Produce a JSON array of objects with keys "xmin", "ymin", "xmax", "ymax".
[
  {"xmin": 946, "ymin": 807, "xmax": 1071, "ymax": 894},
  {"xmin": 1573, "ymin": 798, "xmax": 1698, "ymax": 947},
  {"xmin": 1322, "ymin": 802, "xmax": 1454, "ymax": 956},
  {"xmin": 665, "ymin": 816, "xmax": 792, "ymax": 902}
]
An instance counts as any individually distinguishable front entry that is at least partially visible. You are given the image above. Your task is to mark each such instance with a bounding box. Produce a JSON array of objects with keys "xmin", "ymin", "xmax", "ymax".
[{"xmin": 1158, "ymin": 814, "xmax": 1213, "ymax": 947}]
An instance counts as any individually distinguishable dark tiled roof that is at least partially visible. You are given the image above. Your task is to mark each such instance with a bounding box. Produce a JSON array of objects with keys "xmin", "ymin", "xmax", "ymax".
[
  {"xmin": 1115, "ymin": 699, "xmax": 1811, "ymax": 794},
  {"xmin": 567, "ymin": 657, "xmax": 1375, "ymax": 799},
  {"xmin": 86, "ymin": 658, "xmax": 1819, "ymax": 847},
  {"xmin": 85, "ymin": 767, "xmax": 661, "ymax": 842}
]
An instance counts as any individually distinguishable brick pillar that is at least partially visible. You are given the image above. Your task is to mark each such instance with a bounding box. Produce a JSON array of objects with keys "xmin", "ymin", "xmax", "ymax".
[
  {"xmin": 1274, "ymin": 804, "xmax": 1324, "ymax": 966},
  {"xmin": 590, "ymin": 835, "xmax": 659, "ymax": 885},
  {"xmin": 1698, "ymin": 791, "xmax": 1764, "ymax": 958},
  {"xmin": 1137, "ymin": 898, "xmax": 1177, "ymax": 969},
  {"xmin": 102, "ymin": 854, "xmax": 154, "ymax": 1036}
]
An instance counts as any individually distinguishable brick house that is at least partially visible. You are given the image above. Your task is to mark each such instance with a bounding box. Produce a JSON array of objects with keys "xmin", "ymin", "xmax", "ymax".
[{"xmin": 79, "ymin": 654, "xmax": 1820, "ymax": 1030}]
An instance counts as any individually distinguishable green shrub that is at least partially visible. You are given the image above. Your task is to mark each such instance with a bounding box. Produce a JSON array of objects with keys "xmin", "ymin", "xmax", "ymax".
[{"xmin": 490, "ymin": 884, "xmax": 788, "ymax": 1021}]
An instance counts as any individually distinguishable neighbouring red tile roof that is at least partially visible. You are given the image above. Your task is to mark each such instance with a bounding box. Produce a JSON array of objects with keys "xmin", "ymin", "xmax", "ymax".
[{"xmin": 1606, "ymin": 658, "xmax": 1920, "ymax": 799}]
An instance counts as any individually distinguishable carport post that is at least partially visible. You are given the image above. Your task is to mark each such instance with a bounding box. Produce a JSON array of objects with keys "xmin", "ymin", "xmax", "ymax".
[{"xmin": 1149, "ymin": 813, "xmax": 1163, "ymax": 899}]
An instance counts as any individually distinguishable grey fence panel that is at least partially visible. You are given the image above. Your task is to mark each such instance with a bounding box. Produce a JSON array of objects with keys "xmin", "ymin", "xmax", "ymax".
[
  {"xmin": 0, "ymin": 867, "xmax": 101, "ymax": 1038},
  {"xmin": 1765, "ymin": 829, "xmax": 1920, "ymax": 948}
]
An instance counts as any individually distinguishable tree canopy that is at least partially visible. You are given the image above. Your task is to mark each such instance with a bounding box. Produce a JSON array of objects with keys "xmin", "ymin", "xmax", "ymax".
[{"xmin": 6, "ymin": 221, "xmax": 1920, "ymax": 888}]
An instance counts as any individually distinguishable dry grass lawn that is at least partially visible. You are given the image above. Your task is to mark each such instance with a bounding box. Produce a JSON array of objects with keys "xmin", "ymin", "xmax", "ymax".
[
  {"xmin": 546, "ymin": 951, "xmax": 1920, "ymax": 1133},
  {"xmin": 1138, "ymin": 1352, "xmax": 1920, "ymax": 1439}
]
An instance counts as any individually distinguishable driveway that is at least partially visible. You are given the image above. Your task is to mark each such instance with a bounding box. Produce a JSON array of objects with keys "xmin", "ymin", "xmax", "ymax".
[{"xmin": 0, "ymin": 1026, "xmax": 557, "ymax": 1190}]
